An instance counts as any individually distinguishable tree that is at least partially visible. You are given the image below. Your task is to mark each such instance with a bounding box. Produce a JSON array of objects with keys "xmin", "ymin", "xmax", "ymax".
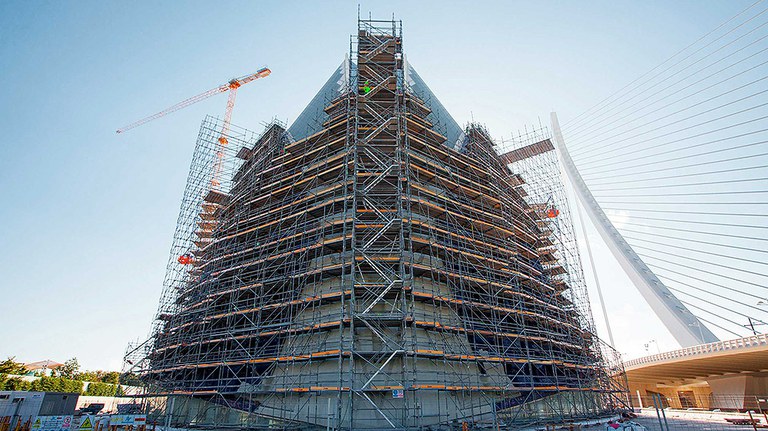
[
  {"xmin": 58, "ymin": 358, "xmax": 80, "ymax": 379},
  {"xmin": 0, "ymin": 375, "xmax": 31, "ymax": 391},
  {"xmin": 101, "ymin": 371, "xmax": 120, "ymax": 385},
  {"xmin": 84, "ymin": 382, "xmax": 120, "ymax": 396},
  {"xmin": 75, "ymin": 371, "xmax": 99, "ymax": 382},
  {"xmin": 119, "ymin": 372, "xmax": 143, "ymax": 387},
  {"xmin": 0, "ymin": 357, "xmax": 27, "ymax": 375},
  {"xmin": 74, "ymin": 370, "xmax": 120, "ymax": 384},
  {"xmin": 29, "ymin": 376, "xmax": 83, "ymax": 394}
]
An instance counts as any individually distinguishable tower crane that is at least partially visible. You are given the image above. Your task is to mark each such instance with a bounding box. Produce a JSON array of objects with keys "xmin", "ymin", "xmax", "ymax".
[{"xmin": 116, "ymin": 66, "xmax": 271, "ymax": 188}]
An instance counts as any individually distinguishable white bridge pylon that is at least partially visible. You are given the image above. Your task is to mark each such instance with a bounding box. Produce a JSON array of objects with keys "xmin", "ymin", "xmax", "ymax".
[{"xmin": 550, "ymin": 112, "xmax": 719, "ymax": 347}]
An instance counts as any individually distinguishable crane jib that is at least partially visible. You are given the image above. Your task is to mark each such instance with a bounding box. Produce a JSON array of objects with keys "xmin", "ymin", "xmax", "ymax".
[{"xmin": 115, "ymin": 67, "xmax": 271, "ymax": 134}]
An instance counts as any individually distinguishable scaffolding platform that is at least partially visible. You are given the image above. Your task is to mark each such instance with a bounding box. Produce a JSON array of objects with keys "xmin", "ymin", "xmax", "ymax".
[{"xmin": 125, "ymin": 16, "xmax": 629, "ymax": 431}]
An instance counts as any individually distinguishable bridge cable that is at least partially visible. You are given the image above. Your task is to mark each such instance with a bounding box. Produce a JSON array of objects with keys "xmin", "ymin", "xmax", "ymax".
[
  {"xmin": 563, "ymin": 1, "xmax": 768, "ymax": 133},
  {"xmin": 567, "ymin": 32, "xmax": 768, "ymax": 146}
]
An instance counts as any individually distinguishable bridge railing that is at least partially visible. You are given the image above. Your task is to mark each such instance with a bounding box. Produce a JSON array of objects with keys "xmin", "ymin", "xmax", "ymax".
[{"xmin": 624, "ymin": 334, "xmax": 768, "ymax": 368}]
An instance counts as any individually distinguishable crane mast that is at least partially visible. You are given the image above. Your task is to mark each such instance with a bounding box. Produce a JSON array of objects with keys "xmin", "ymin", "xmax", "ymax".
[
  {"xmin": 212, "ymin": 80, "xmax": 240, "ymax": 188},
  {"xmin": 116, "ymin": 67, "xmax": 272, "ymax": 188}
]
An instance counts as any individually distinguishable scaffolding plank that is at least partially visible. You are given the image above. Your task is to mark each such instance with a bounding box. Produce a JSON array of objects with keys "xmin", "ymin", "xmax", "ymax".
[{"xmin": 500, "ymin": 138, "xmax": 555, "ymax": 164}]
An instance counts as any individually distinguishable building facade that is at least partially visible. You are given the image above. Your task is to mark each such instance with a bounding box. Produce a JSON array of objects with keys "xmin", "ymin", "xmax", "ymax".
[{"xmin": 136, "ymin": 18, "xmax": 626, "ymax": 430}]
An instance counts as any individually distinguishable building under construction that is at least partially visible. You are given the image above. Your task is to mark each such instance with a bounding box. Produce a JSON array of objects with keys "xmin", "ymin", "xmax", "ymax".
[{"xmin": 127, "ymin": 18, "xmax": 628, "ymax": 430}]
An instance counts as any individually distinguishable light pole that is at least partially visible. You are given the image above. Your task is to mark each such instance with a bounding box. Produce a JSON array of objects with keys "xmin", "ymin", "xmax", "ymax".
[
  {"xmin": 746, "ymin": 301, "xmax": 768, "ymax": 336},
  {"xmin": 746, "ymin": 317, "xmax": 759, "ymax": 336}
]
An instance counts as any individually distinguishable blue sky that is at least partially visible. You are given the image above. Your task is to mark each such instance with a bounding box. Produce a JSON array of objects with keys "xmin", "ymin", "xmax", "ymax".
[{"xmin": 0, "ymin": 1, "xmax": 753, "ymax": 371}]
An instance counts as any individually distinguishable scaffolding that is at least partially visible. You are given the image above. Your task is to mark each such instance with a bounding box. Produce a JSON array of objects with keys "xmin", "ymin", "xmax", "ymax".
[{"xmin": 125, "ymin": 17, "xmax": 629, "ymax": 430}]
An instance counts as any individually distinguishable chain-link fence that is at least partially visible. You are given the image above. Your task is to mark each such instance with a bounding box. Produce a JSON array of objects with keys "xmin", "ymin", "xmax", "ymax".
[
  {"xmin": 638, "ymin": 393, "xmax": 767, "ymax": 430},
  {"xmin": 572, "ymin": 393, "xmax": 768, "ymax": 430}
]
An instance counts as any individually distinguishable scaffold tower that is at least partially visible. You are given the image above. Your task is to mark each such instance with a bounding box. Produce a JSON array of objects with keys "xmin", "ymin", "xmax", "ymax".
[{"xmin": 126, "ymin": 17, "xmax": 628, "ymax": 430}]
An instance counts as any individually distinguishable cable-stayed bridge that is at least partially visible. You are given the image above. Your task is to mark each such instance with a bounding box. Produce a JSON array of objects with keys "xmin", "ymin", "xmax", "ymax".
[
  {"xmin": 545, "ymin": 0, "xmax": 768, "ymax": 409},
  {"xmin": 559, "ymin": 0, "xmax": 767, "ymax": 346}
]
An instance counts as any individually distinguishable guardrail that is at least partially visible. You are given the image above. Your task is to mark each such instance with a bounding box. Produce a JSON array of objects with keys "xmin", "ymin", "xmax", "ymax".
[{"xmin": 624, "ymin": 333, "xmax": 768, "ymax": 368}]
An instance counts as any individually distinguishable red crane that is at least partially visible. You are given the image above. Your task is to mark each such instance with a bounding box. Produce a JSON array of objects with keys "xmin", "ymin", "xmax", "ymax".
[{"xmin": 116, "ymin": 67, "xmax": 271, "ymax": 187}]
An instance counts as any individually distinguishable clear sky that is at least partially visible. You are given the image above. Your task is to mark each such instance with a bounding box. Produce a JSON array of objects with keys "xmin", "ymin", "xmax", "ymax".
[{"xmin": 0, "ymin": 0, "xmax": 753, "ymax": 371}]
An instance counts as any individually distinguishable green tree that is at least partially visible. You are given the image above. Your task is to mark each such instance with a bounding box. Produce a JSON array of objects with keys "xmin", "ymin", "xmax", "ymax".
[
  {"xmin": 74, "ymin": 370, "xmax": 121, "ymax": 384},
  {"xmin": 119, "ymin": 372, "xmax": 143, "ymax": 387},
  {"xmin": 75, "ymin": 371, "xmax": 99, "ymax": 382},
  {"xmin": 0, "ymin": 357, "xmax": 27, "ymax": 375},
  {"xmin": 101, "ymin": 371, "xmax": 120, "ymax": 385},
  {"xmin": 58, "ymin": 358, "xmax": 80, "ymax": 379},
  {"xmin": 29, "ymin": 376, "xmax": 83, "ymax": 394},
  {"xmin": 0, "ymin": 374, "xmax": 11, "ymax": 390},
  {"xmin": 84, "ymin": 382, "xmax": 120, "ymax": 396},
  {"xmin": 0, "ymin": 376, "xmax": 31, "ymax": 391},
  {"xmin": 13, "ymin": 379, "xmax": 32, "ymax": 391}
]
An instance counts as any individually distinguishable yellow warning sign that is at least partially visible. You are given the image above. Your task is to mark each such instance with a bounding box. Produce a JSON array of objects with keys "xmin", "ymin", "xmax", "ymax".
[
  {"xmin": 78, "ymin": 417, "xmax": 92, "ymax": 431},
  {"xmin": 32, "ymin": 418, "xmax": 41, "ymax": 430}
]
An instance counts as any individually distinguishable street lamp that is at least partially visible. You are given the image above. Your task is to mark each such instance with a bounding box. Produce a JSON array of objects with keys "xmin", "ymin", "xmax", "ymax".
[{"xmin": 745, "ymin": 301, "xmax": 768, "ymax": 336}]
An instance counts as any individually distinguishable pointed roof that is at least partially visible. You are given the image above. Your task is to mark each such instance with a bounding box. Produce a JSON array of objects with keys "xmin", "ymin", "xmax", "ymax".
[{"xmin": 287, "ymin": 58, "xmax": 464, "ymax": 149}]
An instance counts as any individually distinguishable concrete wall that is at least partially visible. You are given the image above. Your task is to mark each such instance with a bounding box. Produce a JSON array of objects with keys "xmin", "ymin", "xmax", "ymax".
[
  {"xmin": 629, "ymin": 373, "xmax": 768, "ymax": 411},
  {"xmin": 709, "ymin": 373, "xmax": 768, "ymax": 411},
  {"xmin": 628, "ymin": 382, "xmax": 712, "ymax": 409},
  {"xmin": 708, "ymin": 375, "xmax": 748, "ymax": 410}
]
